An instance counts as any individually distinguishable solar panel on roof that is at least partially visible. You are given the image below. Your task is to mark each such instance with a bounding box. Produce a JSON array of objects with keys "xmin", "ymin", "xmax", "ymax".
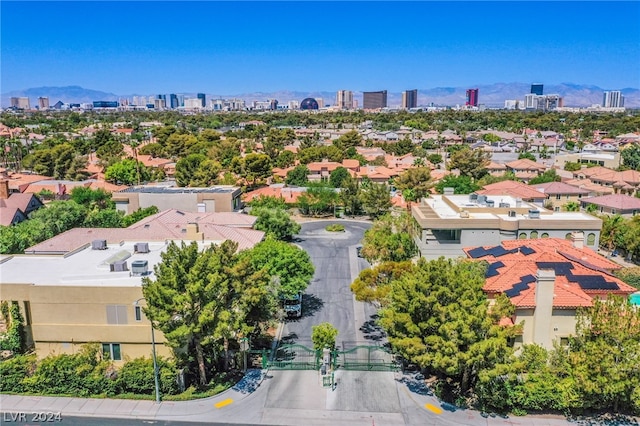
[
  {"xmin": 468, "ymin": 247, "xmax": 488, "ymax": 259},
  {"xmin": 504, "ymin": 274, "xmax": 537, "ymax": 297},
  {"xmin": 486, "ymin": 246, "xmax": 510, "ymax": 257},
  {"xmin": 519, "ymin": 246, "xmax": 536, "ymax": 255},
  {"xmin": 486, "ymin": 261, "xmax": 505, "ymax": 277},
  {"xmin": 536, "ymin": 262, "xmax": 574, "ymax": 276},
  {"xmin": 574, "ymin": 275, "xmax": 619, "ymax": 290}
]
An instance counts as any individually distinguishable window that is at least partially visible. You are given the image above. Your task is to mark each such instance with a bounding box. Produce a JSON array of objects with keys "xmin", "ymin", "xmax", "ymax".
[
  {"xmin": 530, "ymin": 231, "xmax": 538, "ymax": 239},
  {"xmin": 565, "ymin": 233, "xmax": 573, "ymax": 240},
  {"xmin": 559, "ymin": 337, "xmax": 569, "ymax": 346},
  {"xmin": 587, "ymin": 233, "xmax": 596, "ymax": 246},
  {"xmin": 102, "ymin": 343, "xmax": 122, "ymax": 361},
  {"xmin": 519, "ymin": 233, "xmax": 527, "ymax": 239},
  {"xmin": 554, "ymin": 207, "xmax": 560, "ymax": 212},
  {"xmin": 134, "ymin": 305, "xmax": 142, "ymax": 322},
  {"xmin": 541, "ymin": 233, "xmax": 549, "ymax": 238},
  {"xmin": 556, "ymin": 194, "xmax": 561, "ymax": 200},
  {"xmin": 106, "ymin": 305, "xmax": 128, "ymax": 325}
]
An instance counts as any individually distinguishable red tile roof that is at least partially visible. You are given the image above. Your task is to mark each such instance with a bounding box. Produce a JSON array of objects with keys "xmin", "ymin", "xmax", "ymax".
[
  {"xmin": 464, "ymin": 238, "xmax": 634, "ymax": 309},
  {"xmin": 532, "ymin": 181, "xmax": 590, "ymax": 196},
  {"xmin": 581, "ymin": 194, "xmax": 640, "ymax": 210},
  {"xmin": 478, "ymin": 180, "xmax": 546, "ymax": 200}
]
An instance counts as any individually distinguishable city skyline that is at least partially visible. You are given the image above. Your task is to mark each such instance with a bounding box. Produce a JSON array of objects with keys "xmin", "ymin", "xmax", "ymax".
[{"xmin": 2, "ymin": 2, "xmax": 639, "ymax": 94}]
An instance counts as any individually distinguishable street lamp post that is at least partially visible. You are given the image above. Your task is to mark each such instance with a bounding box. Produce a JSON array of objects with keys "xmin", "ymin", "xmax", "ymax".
[{"xmin": 134, "ymin": 298, "xmax": 161, "ymax": 403}]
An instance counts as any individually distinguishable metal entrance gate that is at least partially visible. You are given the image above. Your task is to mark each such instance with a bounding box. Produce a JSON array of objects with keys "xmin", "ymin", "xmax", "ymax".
[
  {"xmin": 266, "ymin": 344, "xmax": 321, "ymax": 370},
  {"xmin": 334, "ymin": 345, "xmax": 400, "ymax": 371}
]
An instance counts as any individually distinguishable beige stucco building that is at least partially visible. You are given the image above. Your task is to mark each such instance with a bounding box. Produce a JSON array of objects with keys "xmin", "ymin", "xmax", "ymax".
[
  {"xmin": 464, "ymin": 237, "xmax": 636, "ymax": 349},
  {"xmin": 0, "ymin": 212, "xmax": 264, "ymax": 362},
  {"xmin": 113, "ymin": 185, "xmax": 242, "ymax": 215}
]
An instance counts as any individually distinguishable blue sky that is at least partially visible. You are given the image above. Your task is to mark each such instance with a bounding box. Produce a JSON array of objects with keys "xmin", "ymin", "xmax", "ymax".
[{"xmin": 2, "ymin": 1, "xmax": 639, "ymax": 94}]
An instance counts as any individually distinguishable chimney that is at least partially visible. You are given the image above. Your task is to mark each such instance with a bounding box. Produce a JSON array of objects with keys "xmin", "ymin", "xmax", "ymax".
[
  {"xmin": 570, "ymin": 232, "xmax": 584, "ymax": 249},
  {"xmin": 186, "ymin": 222, "xmax": 204, "ymax": 241},
  {"xmin": 533, "ymin": 269, "xmax": 555, "ymax": 349},
  {"xmin": 0, "ymin": 180, "xmax": 9, "ymax": 200}
]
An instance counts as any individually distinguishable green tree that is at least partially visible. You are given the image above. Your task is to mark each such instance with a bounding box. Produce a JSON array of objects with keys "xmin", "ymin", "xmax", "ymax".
[
  {"xmin": 339, "ymin": 175, "xmax": 362, "ymax": 216},
  {"xmin": 518, "ymin": 152, "xmax": 537, "ymax": 161},
  {"xmin": 311, "ymin": 323, "xmax": 339, "ymax": 351},
  {"xmin": 70, "ymin": 187, "xmax": 114, "ymax": 209},
  {"xmin": 360, "ymin": 213, "xmax": 417, "ymax": 263},
  {"xmin": 105, "ymin": 159, "xmax": 150, "ymax": 185},
  {"xmin": 434, "ymin": 175, "xmax": 481, "ymax": 194},
  {"xmin": 528, "ymin": 169, "xmax": 560, "ymax": 185},
  {"xmin": 393, "ymin": 167, "xmax": 432, "ymax": 202},
  {"xmin": 380, "ymin": 258, "xmax": 514, "ymax": 395},
  {"xmin": 83, "ymin": 208, "xmax": 124, "ymax": 228},
  {"xmin": 297, "ymin": 183, "xmax": 339, "ymax": 216},
  {"xmin": 427, "ymin": 153, "xmax": 443, "ymax": 166},
  {"xmin": 621, "ymin": 144, "xmax": 640, "ymax": 170},
  {"xmin": 447, "ymin": 147, "xmax": 491, "ymax": 180},
  {"xmin": 252, "ymin": 207, "xmax": 301, "ymax": 241},
  {"xmin": 241, "ymin": 237, "xmax": 314, "ymax": 299},
  {"xmin": 275, "ymin": 150, "xmax": 295, "ymax": 169},
  {"xmin": 359, "ymin": 183, "xmax": 392, "ymax": 219},
  {"xmin": 568, "ymin": 296, "xmax": 640, "ymax": 413},
  {"xmin": 563, "ymin": 201, "xmax": 580, "ymax": 212},
  {"xmin": 242, "ymin": 153, "xmax": 272, "ymax": 187},
  {"xmin": 142, "ymin": 240, "xmax": 274, "ymax": 385},
  {"xmin": 334, "ymin": 130, "xmax": 362, "ymax": 152},
  {"xmin": 564, "ymin": 161, "xmax": 582, "ymax": 172},
  {"xmin": 329, "ymin": 166, "xmax": 350, "ymax": 188},
  {"xmin": 351, "ymin": 261, "xmax": 414, "ymax": 306},
  {"xmin": 285, "ymin": 165, "xmax": 309, "ymax": 186},
  {"xmin": 175, "ymin": 154, "xmax": 207, "ymax": 187}
]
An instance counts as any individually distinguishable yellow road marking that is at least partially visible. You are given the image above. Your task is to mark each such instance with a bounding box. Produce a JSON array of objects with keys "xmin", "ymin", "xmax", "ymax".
[
  {"xmin": 214, "ymin": 398, "xmax": 234, "ymax": 408},
  {"xmin": 425, "ymin": 403, "xmax": 442, "ymax": 414}
]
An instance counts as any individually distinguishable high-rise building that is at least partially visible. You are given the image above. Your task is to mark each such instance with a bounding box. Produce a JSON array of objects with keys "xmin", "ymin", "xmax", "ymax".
[
  {"xmin": 363, "ymin": 90, "xmax": 387, "ymax": 109},
  {"xmin": 465, "ymin": 89, "xmax": 479, "ymax": 107},
  {"xmin": 316, "ymin": 98, "xmax": 324, "ymax": 108},
  {"xmin": 530, "ymin": 83, "xmax": 544, "ymax": 96},
  {"xmin": 269, "ymin": 99, "xmax": 278, "ymax": 110},
  {"xmin": 402, "ymin": 89, "xmax": 418, "ymax": 109},
  {"xmin": 177, "ymin": 94, "xmax": 185, "ymax": 107},
  {"xmin": 603, "ymin": 91, "xmax": 624, "ymax": 108},
  {"xmin": 38, "ymin": 97, "xmax": 50, "ymax": 110},
  {"xmin": 336, "ymin": 90, "xmax": 354, "ymax": 109},
  {"xmin": 169, "ymin": 94, "xmax": 179, "ymax": 109},
  {"xmin": 10, "ymin": 97, "xmax": 30, "ymax": 109},
  {"xmin": 197, "ymin": 93, "xmax": 206, "ymax": 108}
]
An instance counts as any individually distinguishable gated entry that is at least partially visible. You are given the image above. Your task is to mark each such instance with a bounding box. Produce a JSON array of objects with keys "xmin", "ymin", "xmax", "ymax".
[
  {"xmin": 260, "ymin": 342, "xmax": 400, "ymax": 371},
  {"xmin": 334, "ymin": 345, "xmax": 400, "ymax": 371},
  {"xmin": 267, "ymin": 344, "xmax": 321, "ymax": 370}
]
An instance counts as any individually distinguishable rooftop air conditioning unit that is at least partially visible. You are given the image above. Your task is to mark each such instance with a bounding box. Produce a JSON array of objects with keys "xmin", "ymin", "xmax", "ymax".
[
  {"xmin": 486, "ymin": 200, "xmax": 495, "ymax": 207},
  {"xmin": 110, "ymin": 260, "xmax": 128, "ymax": 272},
  {"xmin": 469, "ymin": 193, "xmax": 478, "ymax": 202},
  {"xmin": 131, "ymin": 260, "xmax": 149, "ymax": 276},
  {"xmin": 134, "ymin": 242, "xmax": 150, "ymax": 253},
  {"xmin": 91, "ymin": 239, "xmax": 107, "ymax": 250},
  {"xmin": 499, "ymin": 202, "xmax": 511, "ymax": 208},
  {"xmin": 477, "ymin": 195, "xmax": 487, "ymax": 205},
  {"xmin": 459, "ymin": 211, "xmax": 469, "ymax": 218},
  {"xmin": 528, "ymin": 209, "xmax": 540, "ymax": 219},
  {"xmin": 508, "ymin": 210, "xmax": 517, "ymax": 218}
]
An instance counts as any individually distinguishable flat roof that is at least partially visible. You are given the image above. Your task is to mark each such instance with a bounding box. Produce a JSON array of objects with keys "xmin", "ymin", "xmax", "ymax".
[
  {"xmin": 425, "ymin": 195, "xmax": 599, "ymax": 222},
  {"xmin": 118, "ymin": 185, "xmax": 239, "ymax": 194},
  {"xmin": 1, "ymin": 241, "xmax": 207, "ymax": 287}
]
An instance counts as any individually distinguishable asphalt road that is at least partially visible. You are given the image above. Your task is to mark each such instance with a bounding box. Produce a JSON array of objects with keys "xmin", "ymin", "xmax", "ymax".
[{"xmin": 281, "ymin": 220, "xmax": 376, "ymax": 348}]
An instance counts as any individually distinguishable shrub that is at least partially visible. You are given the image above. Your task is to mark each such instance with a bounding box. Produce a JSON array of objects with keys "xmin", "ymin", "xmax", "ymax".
[
  {"xmin": 117, "ymin": 357, "xmax": 179, "ymax": 396},
  {"xmin": 0, "ymin": 354, "xmax": 37, "ymax": 393},
  {"xmin": 325, "ymin": 224, "xmax": 345, "ymax": 232}
]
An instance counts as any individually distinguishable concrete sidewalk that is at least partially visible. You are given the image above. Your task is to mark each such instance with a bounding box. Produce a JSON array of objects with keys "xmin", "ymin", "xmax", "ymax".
[{"xmin": 0, "ymin": 369, "xmax": 268, "ymax": 423}]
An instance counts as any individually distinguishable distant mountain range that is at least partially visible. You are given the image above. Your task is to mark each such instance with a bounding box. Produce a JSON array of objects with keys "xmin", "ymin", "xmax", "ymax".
[{"xmin": 2, "ymin": 83, "xmax": 639, "ymax": 109}]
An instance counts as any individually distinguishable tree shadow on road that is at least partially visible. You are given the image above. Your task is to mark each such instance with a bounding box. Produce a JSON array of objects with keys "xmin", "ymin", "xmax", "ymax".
[
  {"xmin": 232, "ymin": 369, "xmax": 265, "ymax": 394},
  {"xmin": 569, "ymin": 413, "xmax": 640, "ymax": 425},
  {"xmin": 396, "ymin": 372, "xmax": 433, "ymax": 396},
  {"xmin": 360, "ymin": 314, "xmax": 386, "ymax": 342}
]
